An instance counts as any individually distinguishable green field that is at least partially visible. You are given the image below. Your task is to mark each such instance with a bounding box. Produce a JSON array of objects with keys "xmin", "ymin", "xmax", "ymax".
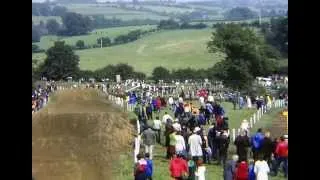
[
  {"xmin": 32, "ymin": 15, "xmax": 62, "ymax": 24},
  {"xmin": 64, "ymin": 3, "xmax": 169, "ymax": 20},
  {"xmin": 33, "ymin": 25, "xmax": 157, "ymax": 50},
  {"xmin": 33, "ymin": 29, "xmax": 225, "ymax": 76},
  {"xmin": 141, "ymin": 5, "xmax": 193, "ymax": 13}
]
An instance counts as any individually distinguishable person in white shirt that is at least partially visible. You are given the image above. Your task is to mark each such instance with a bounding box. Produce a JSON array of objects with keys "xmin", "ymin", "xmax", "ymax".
[
  {"xmin": 240, "ymin": 119, "xmax": 250, "ymax": 134},
  {"xmin": 188, "ymin": 127, "xmax": 203, "ymax": 159},
  {"xmin": 178, "ymin": 97, "xmax": 184, "ymax": 103},
  {"xmin": 168, "ymin": 96, "xmax": 174, "ymax": 110},
  {"xmin": 172, "ymin": 119, "xmax": 181, "ymax": 132},
  {"xmin": 175, "ymin": 131, "xmax": 186, "ymax": 156},
  {"xmin": 254, "ymin": 155, "xmax": 270, "ymax": 180},
  {"xmin": 247, "ymin": 96, "xmax": 252, "ymax": 108},
  {"xmin": 195, "ymin": 159, "xmax": 206, "ymax": 180},
  {"xmin": 153, "ymin": 116, "xmax": 162, "ymax": 144},
  {"xmin": 199, "ymin": 96, "xmax": 205, "ymax": 106},
  {"xmin": 208, "ymin": 95, "xmax": 214, "ymax": 103},
  {"xmin": 162, "ymin": 112, "xmax": 173, "ymax": 125}
]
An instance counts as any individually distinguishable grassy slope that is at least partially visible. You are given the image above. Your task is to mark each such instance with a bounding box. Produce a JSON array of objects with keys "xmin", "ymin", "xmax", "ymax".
[
  {"xmin": 33, "ymin": 25, "xmax": 157, "ymax": 50},
  {"xmin": 32, "ymin": 16, "xmax": 62, "ymax": 24},
  {"xmin": 64, "ymin": 3, "xmax": 169, "ymax": 20},
  {"xmin": 33, "ymin": 29, "xmax": 225, "ymax": 76},
  {"xmin": 115, "ymin": 102, "xmax": 286, "ymax": 180}
]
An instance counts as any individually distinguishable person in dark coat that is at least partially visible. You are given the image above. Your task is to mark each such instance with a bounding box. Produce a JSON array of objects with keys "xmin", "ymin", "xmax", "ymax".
[
  {"xmin": 262, "ymin": 131, "xmax": 273, "ymax": 165},
  {"xmin": 223, "ymin": 154, "xmax": 239, "ymax": 180},
  {"xmin": 234, "ymin": 130, "xmax": 250, "ymax": 161},
  {"xmin": 217, "ymin": 130, "xmax": 230, "ymax": 166},
  {"xmin": 207, "ymin": 124, "xmax": 217, "ymax": 160}
]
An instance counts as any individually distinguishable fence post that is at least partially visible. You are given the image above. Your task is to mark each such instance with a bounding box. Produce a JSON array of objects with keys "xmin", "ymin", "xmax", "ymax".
[
  {"xmin": 253, "ymin": 113, "xmax": 256, "ymax": 124},
  {"xmin": 250, "ymin": 117, "xmax": 253, "ymax": 128},
  {"xmin": 256, "ymin": 111, "xmax": 260, "ymax": 121},
  {"xmin": 237, "ymin": 128, "xmax": 241, "ymax": 136},
  {"xmin": 261, "ymin": 106, "xmax": 264, "ymax": 115},
  {"xmin": 232, "ymin": 128, "xmax": 236, "ymax": 142}
]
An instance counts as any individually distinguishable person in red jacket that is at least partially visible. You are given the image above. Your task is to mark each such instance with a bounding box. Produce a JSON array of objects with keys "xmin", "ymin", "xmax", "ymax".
[
  {"xmin": 169, "ymin": 153, "xmax": 189, "ymax": 180},
  {"xmin": 272, "ymin": 136, "xmax": 288, "ymax": 177},
  {"xmin": 235, "ymin": 159, "xmax": 249, "ymax": 180},
  {"xmin": 156, "ymin": 97, "xmax": 162, "ymax": 113}
]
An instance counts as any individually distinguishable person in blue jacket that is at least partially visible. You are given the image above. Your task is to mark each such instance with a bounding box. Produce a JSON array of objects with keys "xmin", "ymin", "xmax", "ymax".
[
  {"xmin": 145, "ymin": 153, "xmax": 153, "ymax": 180},
  {"xmin": 251, "ymin": 128, "xmax": 265, "ymax": 160}
]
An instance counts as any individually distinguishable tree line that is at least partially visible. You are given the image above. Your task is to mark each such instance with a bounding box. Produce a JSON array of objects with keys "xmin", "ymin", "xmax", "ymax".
[
  {"xmin": 158, "ymin": 19, "xmax": 207, "ymax": 30},
  {"xmin": 32, "ymin": 3, "xmax": 67, "ymax": 16}
]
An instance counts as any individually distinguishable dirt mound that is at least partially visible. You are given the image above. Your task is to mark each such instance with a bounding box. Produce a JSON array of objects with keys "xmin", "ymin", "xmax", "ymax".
[{"xmin": 32, "ymin": 89, "xmax": 134, "ymax": 180}]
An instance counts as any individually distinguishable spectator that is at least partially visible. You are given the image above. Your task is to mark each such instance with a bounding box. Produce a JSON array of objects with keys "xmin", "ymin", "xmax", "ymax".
[
  {"xmin": 175, "ymin": 131, "xmax": 187, "ymax": 157},
  {"xmin": 272, "ymin": 136, "xmax": 288, "ymax": 177},
  {"xmin": 152, "ymin": 116, "xmax": 162, "ymax": 144},
  {"xmin": 235, "ymin": 159, "xmax": 249, "ymax": 180},
  {"xmin": 188, "ymin": 127, "xmax": 203, "ymax": 162},
  {"xmin": 187, "ymin": 155, "xmax": 196, "ymax": 180},
  {"xmin": 254, "ymin": 155, "xmax": 270, "ymax": 180},
  {"xmin": 248, "ymin": 159, "xmax": 256, "ymax": 180},
  {"xmin": 234, "ymin": 130, "xmax": 250, "ymax": 161},
  {"xmin": 146, "ymin": 103, "xmax": 153, "ymax": 120},
  {"xmin": 145, "ymin": 153, "xmax": 153, "ymax": 180},
  {"xmin": 169, "ymin": 153, "xmax": 189, "ymax": 180},
  {"xmin": 134, "ymin": 153, "xmax": 147, "ymax": 180},
  {"xmin": 162, "ymin": 112, "xmax": 173, "ymax": 125},
  {"xmin": 261, "ymin": 132, "xmax": 273, "ymax": 165},
  {"xmin": 142, "ymin": 127, "xmax": 157, "ymax": 160},
  {"xmin": 251, "ymin": 128, "xmax": 264, "ymax": 160},
  {"xmin": 217, "ymin": 130, "xmax": 230, "ymax": 166},
  {"xmin": 207, "ymin": 124, "xmax": 217, "ymax": 160},
  {"xmin": 195, "ymin": 159, "xmax": 206, "ymax": 180},
  {"xmin": 168, "ymin": 129, "xmax": 177, "ymax": 159},
  {"xmin": 223, "ymin": 154, "xmax": 239, "ymax": 180}
]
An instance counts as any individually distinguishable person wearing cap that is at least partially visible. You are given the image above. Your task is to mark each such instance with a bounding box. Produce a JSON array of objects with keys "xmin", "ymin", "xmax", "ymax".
[{"xmin": 188, "ymin": 127, "xmax": 203, "ymax": 162}]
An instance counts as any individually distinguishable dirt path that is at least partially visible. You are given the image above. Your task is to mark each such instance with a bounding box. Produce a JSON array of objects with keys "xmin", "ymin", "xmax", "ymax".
[
  {"xmin": 32, "ymin": 89, "xmax": 134, "ymax": 180},
  {"xmin": 269, "ymin": 115, "xmax": 287, "ymax": 138}
]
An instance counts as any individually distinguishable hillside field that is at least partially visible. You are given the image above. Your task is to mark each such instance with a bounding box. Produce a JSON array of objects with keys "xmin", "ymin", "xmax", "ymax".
[
  {"xmin": 33, "ymin": 29, "xmax": 225, "ymax": 76},
  {"xmin": 33, "ymin": 25, "xmax": 157, "ymax": 50},
  {"xmin": 64, "ymin": 3, "xmax": 169, "ymax": 20}
]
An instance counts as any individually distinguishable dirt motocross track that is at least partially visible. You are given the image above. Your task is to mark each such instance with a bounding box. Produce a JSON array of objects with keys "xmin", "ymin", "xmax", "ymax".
[{"xmin": 32, "ymin": 89, "xmax": 134, "ymax": 180}]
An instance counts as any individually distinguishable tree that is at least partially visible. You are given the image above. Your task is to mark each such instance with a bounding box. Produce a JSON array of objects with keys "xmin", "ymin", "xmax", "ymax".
[
  {"xmin": 39, "ymin": 41, "xmax": 80, "ymax": 80},
  {"xmin": 207, "ymin": 24, "xmax": 278, "ymax": 90},
  {"xmin": 264, "ymin": 17, "xmax": 288, "ymax": 56},
  {"xmin": 225, "ymin": 7, "xmax": 258, "ymax": 20},
  {"xmin": 61, "ymin": 12, "xmax": 93, "ymax": 36},
  {"xmin": 96, "ymin": 37, "xmax": 111, "ymax": 47},
  {"xmin": 32, "ymin": 27, "xmax": 41, "ymax": 42},
  {"xmin": 76, "ymin": 40, "xmax": 85, "ymax": 49},
  {"xmin": 52, "ymin": 6, "xmax": 67, "ymax": 16},
  {"xmin": 152, "ymin": 66, "xmax": 171, "ymax": 82},
  {"xmin": 46, "ymin": 19, "xmax": 60, "ymax": 35}
]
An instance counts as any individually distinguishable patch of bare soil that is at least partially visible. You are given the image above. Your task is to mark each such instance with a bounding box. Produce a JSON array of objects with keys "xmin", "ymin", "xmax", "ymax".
[
  {"xmin": 32, "ymin": 89, "xmax": 134, "ymax": 180},
  {"xmin": 268, "ymin": 116, "xmax": 287, "ymax": 138}
]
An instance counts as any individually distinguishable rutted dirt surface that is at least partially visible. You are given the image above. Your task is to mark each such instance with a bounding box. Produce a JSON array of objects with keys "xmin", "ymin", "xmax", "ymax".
[{"xmin": 32, "ymin": 89, "xmax": 134, "ymax": 180}]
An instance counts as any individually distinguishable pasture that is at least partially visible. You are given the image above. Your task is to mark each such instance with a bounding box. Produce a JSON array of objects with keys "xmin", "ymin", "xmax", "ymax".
[
  {"xmin": 33, "ymin": 25, "xmax": 157, "ymax": 50},
  {"xmin": 32, "ymin": 15, "xmax": 62, "ymax": 24},
  {"xmin": 33, "ymin": 29, "xmax": 224, "ymax": 76},
  {"xmin": 64, "ymin": 3, "xmax": 169, "ymax": 20}
]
